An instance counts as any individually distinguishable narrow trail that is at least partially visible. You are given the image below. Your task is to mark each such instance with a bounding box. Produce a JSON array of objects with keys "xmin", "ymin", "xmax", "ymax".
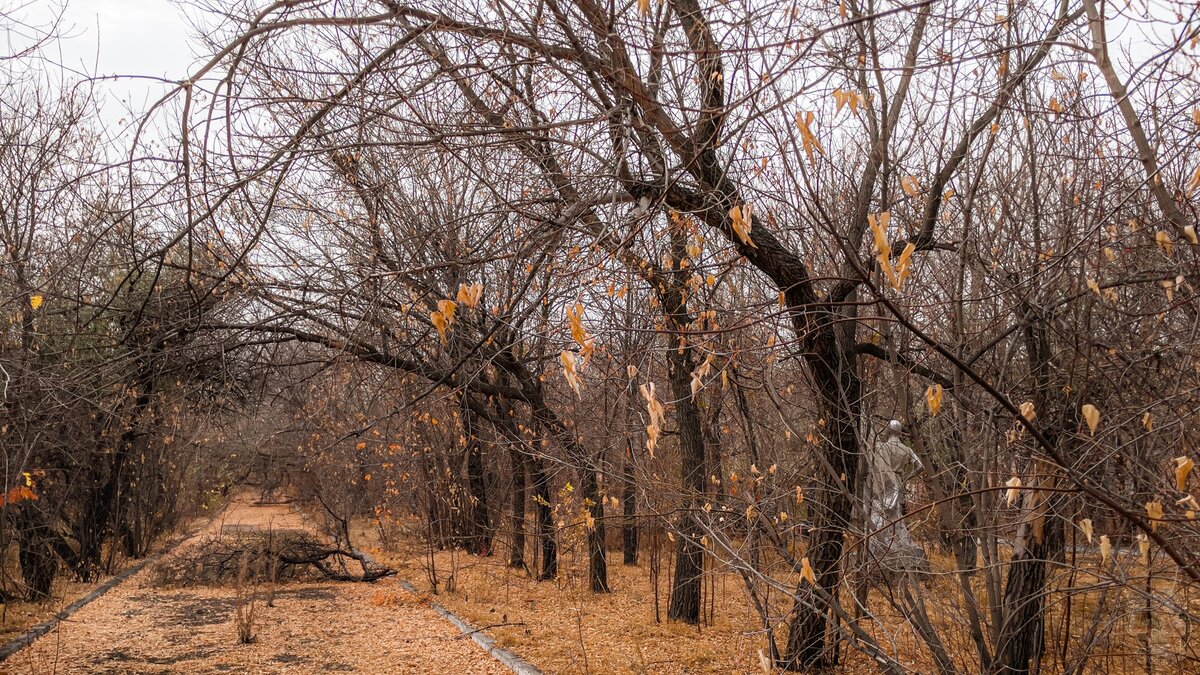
[{"xmin": 4, "ymin": 497, "xmax": 512, "ymax": 674}]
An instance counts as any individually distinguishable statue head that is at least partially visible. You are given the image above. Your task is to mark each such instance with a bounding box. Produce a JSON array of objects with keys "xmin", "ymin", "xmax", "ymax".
[{"xmin": 887, "ymin": 419, "xmax": 903, "ymax": 438}]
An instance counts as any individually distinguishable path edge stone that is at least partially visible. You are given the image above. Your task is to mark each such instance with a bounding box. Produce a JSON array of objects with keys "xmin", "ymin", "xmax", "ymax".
[{"xmin": 397, "ymin": 579, "xmax": 543, "ymax": 675}]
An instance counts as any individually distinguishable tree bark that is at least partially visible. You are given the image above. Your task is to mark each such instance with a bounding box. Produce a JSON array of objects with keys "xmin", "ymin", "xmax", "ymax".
[{"xmin": 622, "ymin": 441, "xmax": 639, "ymax": 565}]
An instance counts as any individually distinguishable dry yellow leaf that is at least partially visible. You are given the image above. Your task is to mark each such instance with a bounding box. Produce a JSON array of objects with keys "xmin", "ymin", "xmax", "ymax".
[
  {"xmin": 1079, "ymin": 518, "xmax": 1094, "ymax": 544},
  {"xmin": 1157, "ymin": 230, "xmax": 1174, "ymax": 255},
  {"xmin": 29, "ymin": 295, "xmax": 42, "ymax": 310},
  {"xmin": 560, "ymin": 350, "xmax": 582, "ymax": 398},
  {"xmin": 1146, "ymin": 500, "xmax": 1164, "ymax": 532},
  {"xmin": 430, "ymin": 311, "xmax": 449, "ymax": 343},
  {"xmin": 729, "ymin": 203, "xmax": 756, "ymax": 248},
  {"xmin": 1005, "ymin": 476, "xmax": 1022, "ymax": 506},
  {"xmin": 456, "ymin": 283, "xmax": 483, "ymax": 309},
  {"xmin": 925, "ymin": 384, "xmax": 944, "ymax": 417},
  {"xmin": 1188, "ymin": 166, "xmax": 1200, "ymax": 195},
  {"xmin": 800, "ymin": 557, "xmax": 816, "ymax": 585},
  {"xmin": 794, "ymin": 111, "xmax": 825, "ymax": 165},
  {"xmin": 1099, "ymin": 534, "xmax": 1112, "ymax": 564},
  {"xmin": 894, "ymin": 242, "xmax": 916, "ymax": 290},
  {"xmin": 901, "ymin": 175, "xmax": 922, "ymax": 197},
  {"xmin": 1081, "ymin": 404, "xmax": 1100, "ymax": 435},
  {"xmin": 1143, "ymin": 411, "xmax": 1153, "ymax": 431},
  {"xmin": 1138, "ymin": 533, "xmax": 1150, "ymax": 565},
  {"xmin": 1175, "ymin": 456, "xmax": 1195, "ymax": 492},
  {"xmin": 1019, "ymin": 401, "xmax": 1036, "ymax": 421}
]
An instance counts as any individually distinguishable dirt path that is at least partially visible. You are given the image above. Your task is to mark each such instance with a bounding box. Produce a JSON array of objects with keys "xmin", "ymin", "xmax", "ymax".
[{"xmin": 4, "ymin": 498, "xmax": 510, "ymax": 674}]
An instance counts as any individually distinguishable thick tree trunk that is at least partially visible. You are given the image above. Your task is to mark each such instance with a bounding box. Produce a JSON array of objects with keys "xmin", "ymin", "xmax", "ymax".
[
  {"xmin": 663, "ymin": 222, "xmax": 708, "ymax": 624},
  {"xmin": 782, "ymin": 334, "xmax": 862, "ymax": 670},
  {"xmin": 580, "ymin": 463, "xmax": 609, "ymax": 592},
  {"xmin": 460, "ymin": 396, "xmax": 492, "ymax": 556},
  {"xmin": 992, "ymin": 480, "xmax": 1064, "ymax": 674},
  {"xmin": 16, "ymin": 504, "xmax": 57, "ymax": 601}
]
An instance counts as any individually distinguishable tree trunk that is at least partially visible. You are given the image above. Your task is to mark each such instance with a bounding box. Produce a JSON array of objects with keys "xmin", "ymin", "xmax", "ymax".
[
  {"xmin": 580, "ymin": 463, "xmax": 609, "ymax": 592},
  {"xmin": 508, "ymin": 448, "xmax": 527, "ymax": 569},
  {"xmin": 16, "ymin": 504, "xmax": 56, "ymax": 601},
  {"xmin": 529, "ymin": 457, "xmax": 557, "ymax": 580},
  {"xmin": 663, "ymin": 222, "xmax": 707, "ymax": 624},
  {"xmin": 782, "ymin": 335, "xmax": 862, "ymax": 670},
  {"xmin": 460, "ymin": 395, "xmax": 492, "ymax": 556},
  {"xmin": 623, "ymin": 441, "xmax": 639, "ymax": 565}
]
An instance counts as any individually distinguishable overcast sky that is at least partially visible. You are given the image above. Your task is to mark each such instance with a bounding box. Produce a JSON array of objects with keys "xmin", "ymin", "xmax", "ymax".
[{"xmin": 22, "ymin": 0, "xmax": 198, "ymax": 120}]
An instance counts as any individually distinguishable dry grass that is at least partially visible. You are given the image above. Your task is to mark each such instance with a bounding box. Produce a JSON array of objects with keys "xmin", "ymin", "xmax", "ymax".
[{"xmin": 371, "ymin": 516, "xmax": 1200, "ymax": 675}]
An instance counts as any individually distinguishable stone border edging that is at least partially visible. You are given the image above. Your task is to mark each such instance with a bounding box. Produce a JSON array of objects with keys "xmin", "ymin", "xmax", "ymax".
[
  {"xmin": 0, "ymin": 530, "xmax": 191, "ymax": 662},
  {"xmin": 397, "ymin": 579, "xmax": 543, "ymax": 675},
  {"xmin": 0, "ymin": 506, "xmax": 227, "ymax": 663}
]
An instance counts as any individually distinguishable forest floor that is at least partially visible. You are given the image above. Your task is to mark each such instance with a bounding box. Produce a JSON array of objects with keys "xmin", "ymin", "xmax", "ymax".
[
  {"xmin": 374, "ymin": 521, "xmax": 1200, "ymax": 675},
  {"xmin": 3, "ymin": 496, "xmax": 511, "ymax": 674}
]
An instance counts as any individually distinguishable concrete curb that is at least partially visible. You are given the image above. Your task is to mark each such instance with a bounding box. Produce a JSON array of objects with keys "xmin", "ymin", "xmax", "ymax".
[
  {"xmin": 397, "ymin": 579, "xmax": 543, "ymax": 675},
  {"xmin": 0, "ymin": 527, "xmax": 198, "ymax": 662}
]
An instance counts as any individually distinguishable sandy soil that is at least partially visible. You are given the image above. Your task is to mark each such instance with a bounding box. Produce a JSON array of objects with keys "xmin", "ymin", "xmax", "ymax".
[{"xmin": 4, "ymin": 497, "xmax": 510, "ymax": 675}]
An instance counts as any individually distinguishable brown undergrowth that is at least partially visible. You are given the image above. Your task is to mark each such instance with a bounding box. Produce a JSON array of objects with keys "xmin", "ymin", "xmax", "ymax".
[{"xmin": 365, "ymin": 515, "xmax": 1200, "ymax": 674}]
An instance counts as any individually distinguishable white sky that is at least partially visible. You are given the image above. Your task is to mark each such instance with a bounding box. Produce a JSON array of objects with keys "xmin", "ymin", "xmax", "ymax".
[{"xmin": 14, "ymin": 0, "xmax": 198, "ymax": 121}]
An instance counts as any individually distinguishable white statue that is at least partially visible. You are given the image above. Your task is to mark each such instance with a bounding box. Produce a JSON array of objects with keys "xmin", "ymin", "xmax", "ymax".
[{"xmin": 864, "ymin": 420, "xmax": 928, "ymax": 576}]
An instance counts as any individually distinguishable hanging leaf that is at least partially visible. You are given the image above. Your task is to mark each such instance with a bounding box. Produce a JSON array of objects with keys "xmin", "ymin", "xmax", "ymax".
[
  {"xmin": 690, "ymin": 354, "xmax": 715, "ymax": 397},
  {"xmin": 560, "ymin": 350, "xmax": 582, "ymax": 398},
  {"xmin": 795, "ymin": 485, "xmax": 805, "ymax": 504},
  {"xmin": 1005, "ymin": 476, "xmax": 1022, "ymax": 506},
  {"xmin": 1184, "ymin": 225, "xmax": 1198, "ymax": 246},
  {"xmin": 901, "ymin": 175, "xmax": 922, "ymax": 197},
  {"xmin": 729, "ymin": 203, "xmax": 756, "ymax": 248},
  {"xmin": 1146, "ymin": 500, "xmax": 1164, "ymax": 532},
  {"xmin": 438, "ymin": 299, "xmax": 457, "ymax": 324},
  {"xmin": 925, "ymin": 384, "xmax": 944, "ymax": 417},
  {"xmin": 894, "ymin": 242, "xmax": 916, "ymax": 290},
  {"xmin": 1019, "ymin": 401, "xmax": 1036, "ymax": 421},
  {"xmin": 868, "ymin": 212, "xmax": 897, "ymax": 288},
  {"xmin": 758, "ymin": 649, "xmax": 773, "ymax": 674},
  {"xmin": 794, "ymin": 111, "xmax": 825, "ymax": 165},
  {"xmin": 800, "ymin": 557, "xmax": 816, "ymax": 585},
  {"xmin": 456, "ymin": 283, "xmax": 483, "ymax": 309},
  {"xmin": 567, "ymin": 303, "xmax": 590, "ymax": 348},
  {"xmin": 637, "ymin": 0, "xmax": 650, "ymax": 17},
  {"xmin": 1138, "ymin": 533, "xmax": 1151, "ymax": 565},
  {"xmin": 1156, "ymin": 230, "xmax": 1174, "ymax": 256},
  {"xmin": 640, "ymin": 382, "xmax": 665, "ymax": 457},
  {"xmin": 1175, "ymin": 456, "xmax": 1195, "ymax": 492},
  {"xmin": 1099, "ymin": 534, "xmax": 1112, "ymax": 564},
  {"xmin": 1143, "ymin": 411, "xmax": 1153, "ymax": 432},
  {"xmin": 1079, "ymin": 518, "xmax": 1094, "ymax": 544},
  {"xmin": 1188, "ymin": 165, "xmax": 1200, "ymax": 195},
  {"xmin": 1081, "ymin": 404, "xmax": 1100, "ymax": 435},
  {"xmin": 29, "ymin": 295, "xmax": 43, "ymax": 310},
  {"xmin": 430, "ymin": 311, "xmax": 449, "ymax": 343}
]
